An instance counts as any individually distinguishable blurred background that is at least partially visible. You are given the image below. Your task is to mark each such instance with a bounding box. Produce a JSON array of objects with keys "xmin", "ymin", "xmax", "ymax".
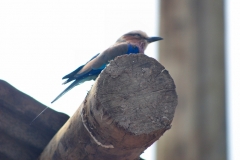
[{"xmin": 0, "ymin": 0, "xmax": 238, "ymax": 159}]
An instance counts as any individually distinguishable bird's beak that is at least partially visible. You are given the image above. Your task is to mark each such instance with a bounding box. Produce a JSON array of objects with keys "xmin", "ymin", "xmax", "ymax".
[{"xmin": 147, "ymin": 37, "xmax": 163, "ymax": 43}]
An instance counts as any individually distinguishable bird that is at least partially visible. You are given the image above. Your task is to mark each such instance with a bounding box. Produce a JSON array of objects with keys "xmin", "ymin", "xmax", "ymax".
[
  {"xmin": 51, "ymin": 30, "xmax": 163, "ymax": 103},
  {"xmin": 30, "ymin": 30, "xmax": 162, "ymax": 125}
]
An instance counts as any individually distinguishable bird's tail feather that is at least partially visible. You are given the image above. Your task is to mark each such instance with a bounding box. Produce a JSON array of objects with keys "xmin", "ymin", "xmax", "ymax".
[
  {"xmin": 30, "ymin": 79, "xmax": 83, "ymax": 124},
  {"xmin": 62, "ymin": 65, "xmax": 85, "ymax": 84},
  {"xmin": 51, "ymin": 80, "xmax": 82, "ymax": 103},
  {"xmin": 62, "ymin": 65, "xmax": 84, "ymax": 79},
  {"xmin": 30, "ymin": 106, "xmax": 49, "ymax": 125}
]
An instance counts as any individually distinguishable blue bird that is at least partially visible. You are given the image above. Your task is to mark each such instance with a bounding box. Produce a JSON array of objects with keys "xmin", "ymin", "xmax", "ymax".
[{"xmin": 51, "ymin": 30, "xmax": 162, "ymax": 103}]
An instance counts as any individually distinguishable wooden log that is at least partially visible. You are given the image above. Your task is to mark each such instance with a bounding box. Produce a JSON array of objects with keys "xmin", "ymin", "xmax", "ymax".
[
  {"xmin": 39, "ymin": 54, "xmax": 178, "ymax": 160},
  {"xmin": 0, "ymin": 80, "xmax": 69, "ymax": 160}
]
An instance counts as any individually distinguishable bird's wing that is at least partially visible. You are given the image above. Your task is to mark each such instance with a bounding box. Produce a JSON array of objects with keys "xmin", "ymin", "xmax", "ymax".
[
  {"xmin": 51, "ymin": 43, "xmax": 130, "ymax": 103},
  {"xmin": 62, "ymin": 53, "xmax": 100, "ymax": 84},
  {"xmin": 76, "ymin": 43, "xmax": 129, "ymax": 76},
  {"xmin": 51, "ymin": 69, "xmax": 102, "ymax": 103},
  {"xmin": 51, "ymin": 80, "xmax": 82, "ymax": 103}
]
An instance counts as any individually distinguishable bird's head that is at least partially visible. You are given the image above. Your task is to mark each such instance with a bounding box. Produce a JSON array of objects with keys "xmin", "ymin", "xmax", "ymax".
[{"xmin": 116, "ymin": 30, "xmax": 163, "ymax": 53}]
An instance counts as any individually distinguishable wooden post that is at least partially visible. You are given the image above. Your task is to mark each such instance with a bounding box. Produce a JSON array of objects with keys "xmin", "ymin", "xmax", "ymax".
[
  {"xmin": 158, "ymin": 0, "xmax": 226, "ymax": 160},
  {"xmin": 39, "ymin": 54, "xmax": 178, "ymax": 160}
]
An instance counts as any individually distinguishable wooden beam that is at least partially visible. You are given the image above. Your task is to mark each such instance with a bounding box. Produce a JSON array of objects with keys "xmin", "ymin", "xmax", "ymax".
[
  {"xmin": 0, "ymin": 80, "xmax": 69, "ymax": 160},
  {"xmin": 39, "ymin": 54, "xmax": 178, "ymax": 160}
]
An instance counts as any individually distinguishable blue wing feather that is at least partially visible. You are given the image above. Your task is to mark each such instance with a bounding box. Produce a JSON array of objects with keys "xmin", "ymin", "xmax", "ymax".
[
  {"xmin": 52, "ymin": 44, "xmax": 139, "ymax": 103},
  {"xmin": 51, "ymin": 68, "xmax": 103, "ymax": 103},
  {"xmin": 62, "ymin": 53, "xmax": 100, "ymax": 84}
]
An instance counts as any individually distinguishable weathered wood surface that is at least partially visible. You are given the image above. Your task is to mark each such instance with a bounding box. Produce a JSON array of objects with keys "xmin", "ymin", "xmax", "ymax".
[
  {"xmin": 157, "ymin": 1, "xmax": 226, "ymax": 160},
  {"xmin": 39, "ymin": 54, "xmax": 178, "ymax": 160},
  {"xmin": 0, "ymin": 80, "xmax": 69, "ymax": 160}
]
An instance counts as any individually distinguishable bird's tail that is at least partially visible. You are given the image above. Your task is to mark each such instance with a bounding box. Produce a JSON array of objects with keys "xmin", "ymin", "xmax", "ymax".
[
  {"xmin": 30, "ymin": 79, "xmax": 82, "ymax": 124},
  {"xmin": 30, "ymin": 106, "xmax": 49, "ymax": 125},
  {"xmin": 51, "ymin": 80, "xmax": 82, "ymax": 103}
]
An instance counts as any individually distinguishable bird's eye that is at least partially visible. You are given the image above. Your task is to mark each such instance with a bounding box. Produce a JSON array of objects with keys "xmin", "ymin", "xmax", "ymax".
[{"xmin": 134, "ymin": 34, "xmax": 141, "ymax": 37}]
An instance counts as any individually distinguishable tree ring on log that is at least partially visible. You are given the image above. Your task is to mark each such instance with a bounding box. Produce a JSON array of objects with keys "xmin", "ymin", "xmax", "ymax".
[{"xmin": 83, "ymin": 54, "xmax": 177, "ymax": 150}]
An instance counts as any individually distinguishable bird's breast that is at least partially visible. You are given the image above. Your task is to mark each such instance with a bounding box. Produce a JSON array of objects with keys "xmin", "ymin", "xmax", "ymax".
[{"xmin": 127, "ymin": 44, "xmax": 140, "ymax": 54}]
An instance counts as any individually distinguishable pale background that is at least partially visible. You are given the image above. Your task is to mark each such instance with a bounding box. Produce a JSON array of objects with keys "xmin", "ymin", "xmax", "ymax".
[
  {"xmin": 0, "ymin": 0, "xmax": 239, "ymax": 160},
  {"xmin": 0, "ymin": 1, "xmax": 159, "ymax": 159},
  {"xmin": 226, "ymin": 0, "xmax": 240, "ymax": 160}
]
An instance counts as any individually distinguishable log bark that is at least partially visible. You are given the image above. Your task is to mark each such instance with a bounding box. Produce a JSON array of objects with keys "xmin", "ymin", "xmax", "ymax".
[{"xmin": 39, "ymin": 54, "xmax": 178, "ymax": 160}]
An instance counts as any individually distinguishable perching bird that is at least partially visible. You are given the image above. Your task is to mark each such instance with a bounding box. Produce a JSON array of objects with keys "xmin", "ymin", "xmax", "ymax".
[
  {"xmin": 51, "ymin": 30, "xmax": 163, "ymax": 103},
  {"xmin": 30, "ymin": 30, "xmax": 162, "ymax": 124}
]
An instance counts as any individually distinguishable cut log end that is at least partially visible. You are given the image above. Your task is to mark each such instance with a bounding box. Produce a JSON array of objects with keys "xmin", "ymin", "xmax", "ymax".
[
  {"xmin": 94, "ymin": 54, "xmax": 177, "ymax": 135},
  {"xmin": 80, "ymin": 54, "xmax": 177, "ymax": 159}
]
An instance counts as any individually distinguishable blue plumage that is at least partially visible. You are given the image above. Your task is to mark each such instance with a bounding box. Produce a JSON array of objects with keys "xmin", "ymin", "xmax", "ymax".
[
  {"xmin": 51, "ymin": 30, "xmax": 162, "ymax": 103},
  {"xmin": 30, "ymin": 30, "xmax": 162, "ymax": 124},
  {"xmin": 51, "ymin": 44, "xmax": 140, "ymax": 103},
  {"xmin": 127, "ymin": 44, "xmax": 139, "ymax": 54}
]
